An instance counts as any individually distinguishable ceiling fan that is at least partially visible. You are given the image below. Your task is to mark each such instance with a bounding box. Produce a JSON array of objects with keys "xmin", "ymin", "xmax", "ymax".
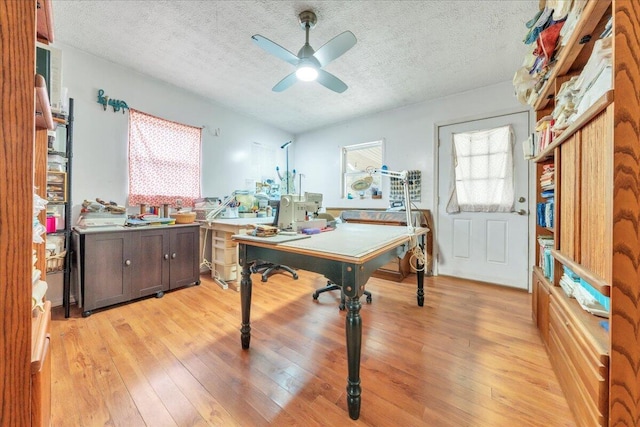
[{"xmin": 251, "ymin": 10, "xmax": 357, "ymax": 93}]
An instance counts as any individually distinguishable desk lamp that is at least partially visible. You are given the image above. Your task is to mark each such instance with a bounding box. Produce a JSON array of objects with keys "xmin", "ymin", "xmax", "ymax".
[
  {"xmin": 205, "ymin": 192, "xmax": 238, "ymax": 223},
  {"xmin": 351, "ymin": 166, "xmax": 414, "ymax": 235},
  {"xmin": 277, "ymin": 141, "xmax": 296, "ymax": 195},
  {"xmin": 351, "ymin": 167, "xmax": 425, "ymax": 270}
]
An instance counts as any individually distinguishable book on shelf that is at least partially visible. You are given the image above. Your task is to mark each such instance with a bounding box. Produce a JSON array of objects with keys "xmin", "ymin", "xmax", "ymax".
[
  {"xmin": 536, "ymin": 202, "xmax": 554, "ymax": 228},
  {"xmin": 537, "ymin": 235, "xmax": 554, "ymax": 279}
]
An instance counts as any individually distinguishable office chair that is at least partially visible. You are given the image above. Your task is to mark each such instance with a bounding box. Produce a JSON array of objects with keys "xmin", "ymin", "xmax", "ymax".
[
  {"xmin": 313, "ymin": 280, "xmax": 372, "ymax": 311},
  {"xmin": 250, "ymin": 200, "xmax": 299, "ymax": 282}
]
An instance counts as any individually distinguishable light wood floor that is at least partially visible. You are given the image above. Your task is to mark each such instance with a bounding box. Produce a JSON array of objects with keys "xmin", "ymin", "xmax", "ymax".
[{"xmin": 50, "ymin": 271, "xmax": 576, "ymax": 426}]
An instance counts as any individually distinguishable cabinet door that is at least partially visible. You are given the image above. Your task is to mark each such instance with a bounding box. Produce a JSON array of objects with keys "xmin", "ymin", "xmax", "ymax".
[
  {"xmin": 534, "ymin": 272, "xmax": 551, "ymax": 347},
  {"xmin": 83, "ymin": 232, "xmax": 133, "ymax": 311},
  {"xmin": 169, "ymin": 226, "xmax": 199, "ymax": 289},
  {"xmin": 132, "ymin": 228, "xmax": 170, "ymax": 298}
]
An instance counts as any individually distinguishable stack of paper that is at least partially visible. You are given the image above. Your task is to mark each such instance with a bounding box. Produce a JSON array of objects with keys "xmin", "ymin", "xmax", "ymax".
[{"xmin": 573, "ymin": 36, "xmax": 613, "ymax": 117}]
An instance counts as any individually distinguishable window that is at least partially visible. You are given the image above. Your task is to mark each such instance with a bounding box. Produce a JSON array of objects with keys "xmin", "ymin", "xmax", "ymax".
[
  {"xmin": 446, "ymin": 125, "xmax": 514, "ymax": 213},
  {"xmin": 128, "ymin": 109, "xmax": 202, "ymax": 207},
  {"xmin": 342, "ymin": 140, "xmax": 383, "ymax": 198}
]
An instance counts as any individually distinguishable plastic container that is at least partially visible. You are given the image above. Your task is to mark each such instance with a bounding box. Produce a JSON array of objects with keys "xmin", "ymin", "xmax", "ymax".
[{"xmin": 46, "ymin": 216, "xmax": 56, "ymax": 233}]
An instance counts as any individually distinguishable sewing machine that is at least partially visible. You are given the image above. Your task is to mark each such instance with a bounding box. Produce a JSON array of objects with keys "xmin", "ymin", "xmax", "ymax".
[{"xmin": 278, "ymin": 192, "xmax": 326, "ymax": 231}]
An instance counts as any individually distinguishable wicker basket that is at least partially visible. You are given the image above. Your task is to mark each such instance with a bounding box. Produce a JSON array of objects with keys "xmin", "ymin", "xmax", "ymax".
[
  {"xmin": 46, "ymin": 250, "xmax": 66, "ymax": 273},
  {"xmin": 171, "ymin": 212, "xmax": 196, "ymax": 224}
]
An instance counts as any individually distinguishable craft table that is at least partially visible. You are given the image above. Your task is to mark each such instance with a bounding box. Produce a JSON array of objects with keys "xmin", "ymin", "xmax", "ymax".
[
  {"xmin": 233, "ymin": 223, "xmax": 428, "ymax": 420},
  {"xmin": 199, "ymin": 217, "xmax": 273, "ymax": 290}
]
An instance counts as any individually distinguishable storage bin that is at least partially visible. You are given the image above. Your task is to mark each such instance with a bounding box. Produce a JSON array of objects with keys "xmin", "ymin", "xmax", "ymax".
[
  {"xmin": 46, "ymin": 250, "xmax": 66, "ymax": 272},
  {"xmin": 46, "ymin": 216, "xmax": 56, "ymax": 233},
  {"xmin": 213, "ymin": 262, "xmax": 237, "ymax": 281}
]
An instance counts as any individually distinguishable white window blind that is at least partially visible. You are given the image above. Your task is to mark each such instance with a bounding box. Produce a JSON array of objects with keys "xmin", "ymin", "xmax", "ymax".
[{"xmin": 128, "ymin": 109, "xmax": 202, "ymax": 207}]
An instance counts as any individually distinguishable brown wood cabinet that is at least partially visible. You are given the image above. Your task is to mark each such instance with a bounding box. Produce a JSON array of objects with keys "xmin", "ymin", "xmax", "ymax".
[
  {"xmin": 74, "ymin": 224, "xmax": 201, "ymax": 316},
  {"xmin": 0, "ymin": 0, "xmax": 59, "ymax": 424},
  {"xmin": 525, "ymin": 1, "xmax": 640, "ymax": 426}
]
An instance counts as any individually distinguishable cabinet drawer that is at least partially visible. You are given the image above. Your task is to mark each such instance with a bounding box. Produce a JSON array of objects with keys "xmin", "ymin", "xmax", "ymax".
[
  {"xmin": 213, "ymin": 246, "xmax": 236, "ymax": 264},
  {"xmin": 549, "ymin": 327, "xmax": 603, "ymax": 427},
  {"xmin": 46, "ymin": 171, "xmax": 67, "ymax": 202},
  {"xmin": 549, "ymin": 299, "xmax": 608, "ymax": 426}
]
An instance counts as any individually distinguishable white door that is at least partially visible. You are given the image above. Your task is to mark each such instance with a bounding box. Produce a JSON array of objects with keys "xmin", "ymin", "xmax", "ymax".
[{"xmin": 437, "ymin": 111, "xmax": 530, "ymax": 289}]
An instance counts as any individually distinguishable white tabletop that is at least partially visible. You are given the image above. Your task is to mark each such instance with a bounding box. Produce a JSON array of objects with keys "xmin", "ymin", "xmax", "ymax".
[
  {"xmin": 234, "ymin": 223, "xmax": 426, "ymax": 261},
  {"xmin": 200, "ymin": 217, "xmax": 274, "ymax": 227}
]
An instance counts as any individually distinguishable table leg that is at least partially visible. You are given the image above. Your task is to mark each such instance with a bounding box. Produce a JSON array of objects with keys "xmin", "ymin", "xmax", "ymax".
[
  {"xmin": 417, "ymin": 237, "xmax": 425, "ymax": 307},
  {"xmin": 345, "ymin": 295, "xmax": 362, "ymax": 420},
  {"xmin": 240, "ymin": 262, "xmax": 252, "ymax": 349}
]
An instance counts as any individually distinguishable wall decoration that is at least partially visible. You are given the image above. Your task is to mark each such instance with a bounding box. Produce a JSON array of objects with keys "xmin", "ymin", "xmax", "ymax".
[{"xmin": 97, "ymin": 89, "xmax": 129, "ymax": 113}]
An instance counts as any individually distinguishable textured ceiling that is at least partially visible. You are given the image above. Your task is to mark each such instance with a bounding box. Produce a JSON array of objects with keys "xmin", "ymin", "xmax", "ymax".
[{"xmin": 52, "ymin": 0, "xmax": 536, "ymax": 134}]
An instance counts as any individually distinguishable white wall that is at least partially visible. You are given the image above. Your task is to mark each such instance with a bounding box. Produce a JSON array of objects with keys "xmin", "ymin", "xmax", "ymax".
[
  {"xmin": 48, "ymin": 44, "xmax": 293, "ymax": 306},
  {"xmin": 293, "ymin": 80, "xmax": 525, "ymax": 211},
  {"xmin": 58, "ymin": 43, "xmax": 293, "ymax": 218}
]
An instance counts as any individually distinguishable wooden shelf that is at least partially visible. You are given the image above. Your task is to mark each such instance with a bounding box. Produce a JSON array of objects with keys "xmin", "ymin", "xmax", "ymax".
[
  {"xmin": 549, "ymin": 285, "xmax": 609, "ymax": 356},
  {"xmin": 532, "ymin": 90, "xmax": 613, "ymax": 163},
  {"xmin": 30, "ymin": 301, "xmax": 51, "ymax": 374},
  {"xmin": 36, "ymin": 0, "xmax": 54, "ymax": 43},
  {"xmin": 35, "ymin": 74, "xmax": 54, "ymax": 130},
  {"xmin": 533, "ymin": 0, "xmax": 612, "ymax": 111},
  {"xmin": 551, "ymin": 248, "xmax": 610, "ymax": 296}
]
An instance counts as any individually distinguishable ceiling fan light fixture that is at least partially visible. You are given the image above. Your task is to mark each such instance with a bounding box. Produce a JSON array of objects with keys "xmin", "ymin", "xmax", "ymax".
[
  {"xmin": 252, "ymin": 9, "xmax": 356, "ymax": 92},
  {"xmin": 296, "ymin": 65, "xmax": 318, "ymax": 81}
]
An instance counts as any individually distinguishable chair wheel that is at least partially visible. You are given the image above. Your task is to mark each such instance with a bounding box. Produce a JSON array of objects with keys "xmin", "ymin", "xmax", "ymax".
[
  {"xmin": 339, "ymin": 303, "xmax": 345, "ymax": 311},
  {"xmin": 292, "ymin": 272, "xmax": 299, "ymax": 279},
  {"xmin": 312, "ymin": 292, "xmax": 319, "ymax": 300},
  {"xmin": 366, "ymin": 295, "xmax": 372, "ymax": 303}
]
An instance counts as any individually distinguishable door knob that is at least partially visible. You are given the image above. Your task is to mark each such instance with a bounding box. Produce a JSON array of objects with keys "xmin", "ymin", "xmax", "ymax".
[
  {"xmin": 518, "ymin": 197, "xmax": 526, "ymax": 203},
  {"xmin": 164, "ymin": 254, "xmax": 169, "ymax": 260},
  {"xmin": 515, "ymin": 209, "xmax": 527, "ymax": 216},
  {"xmin": 125, "ymin": 259, "xmax": 131, "ymax": 266},
  {"xmin": 171, "ymin": 253, "xmax": 177, "ymax": 259}
]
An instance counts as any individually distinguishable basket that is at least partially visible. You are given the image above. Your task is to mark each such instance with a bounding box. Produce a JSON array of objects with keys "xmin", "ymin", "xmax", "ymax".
[
  {"xmin": 171, "ymin": 212, "xmax": 197, "ymax": 224},
  {"xmin": 46, "ymin": 250, "xmax": 66, "ymax": 272}
]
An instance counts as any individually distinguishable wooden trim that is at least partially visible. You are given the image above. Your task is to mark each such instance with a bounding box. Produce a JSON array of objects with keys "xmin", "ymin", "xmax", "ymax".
[
  {"xmin": 35, "ymin": 129, "xmax": 48, "ymax": 280},
  {"xmin": 36, "ymin": 0, "xmax": 54, "ymax": 43},
  {"xmin": 35, "ymin": 74, "xmax": 54, "ymax": 130},
  {"xmin": 0, "ymin": 1, "xmax": 37, "ymax": 425},
  {"xmin": 610, "ymin": 0, "xmax": 640, "ymax": 424}
]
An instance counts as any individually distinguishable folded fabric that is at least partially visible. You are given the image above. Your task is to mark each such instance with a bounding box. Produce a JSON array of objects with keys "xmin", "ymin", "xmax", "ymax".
[
  {"xmin": 548, "ymin": 0, "xmax": 574, "ymax": 21},
  {"xmin": 534, "ymin": 20, "xmax": 566, "ymax": 65},
  {"xmin": 524, "ymin": 7, "xmax": 554, "ymax": 44}
]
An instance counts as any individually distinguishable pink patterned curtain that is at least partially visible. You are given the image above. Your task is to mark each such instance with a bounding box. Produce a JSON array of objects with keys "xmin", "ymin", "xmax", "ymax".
[{"xmin": 128, "ymin": 109, "xmax": 201, "ymax": 207}]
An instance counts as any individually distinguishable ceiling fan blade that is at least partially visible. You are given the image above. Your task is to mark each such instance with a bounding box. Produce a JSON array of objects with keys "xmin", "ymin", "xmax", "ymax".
[
  {"xmin": 252, "ymin": 34, "xmax": 299, "ymax": 66},
  {"xmin": 316, "ymin": 69, "xmax": 348, "ymax": 93},
  {"xmin": 313, "ymin": 31, "xmax": 357, "ymax": 67},
  {"xmin": 272, "ymin": 72, "xmax": 298, "ymax": 92}
]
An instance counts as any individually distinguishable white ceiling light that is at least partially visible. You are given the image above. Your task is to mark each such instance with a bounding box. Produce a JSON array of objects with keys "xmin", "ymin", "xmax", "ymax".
[{"xmin": 296, "ymin": 64, "xmax": 318, "ymax": 81}]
